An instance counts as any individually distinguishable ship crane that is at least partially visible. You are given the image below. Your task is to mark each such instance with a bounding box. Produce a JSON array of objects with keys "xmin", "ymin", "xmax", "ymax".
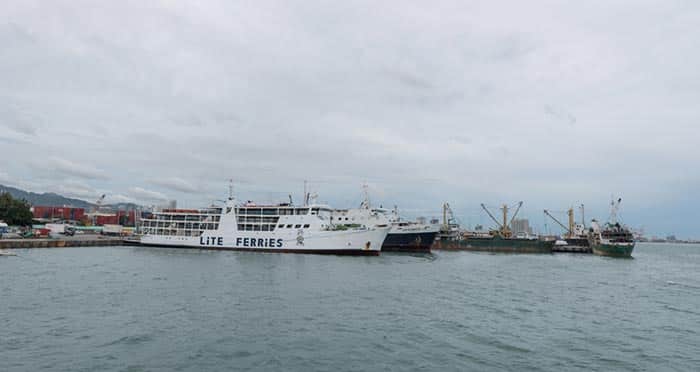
[
  {"xmin": 480, "ymin": 201, "xmax": 523, "ymax": 238},
  {"xmin": 441, "ymin": 202, "xmax": 460, "ymax": 233},
  {"xmin": 543, "ymin": 209, "xmax": 573, "ymax": 237}
]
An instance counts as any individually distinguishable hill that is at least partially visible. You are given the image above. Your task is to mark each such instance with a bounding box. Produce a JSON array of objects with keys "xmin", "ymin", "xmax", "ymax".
[{"xmin": 0, "ymin": 184, "xmax": 141, "ymax": 210}]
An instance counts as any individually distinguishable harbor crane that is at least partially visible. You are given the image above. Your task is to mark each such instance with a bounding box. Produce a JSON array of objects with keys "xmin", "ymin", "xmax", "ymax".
[
  {"xmin": 91, "ymin": 194, "xmax": 106, "ymax": 226},
  {"xmin": 480, "ymin": 201, "xmax": 523, "ymax": 238}
]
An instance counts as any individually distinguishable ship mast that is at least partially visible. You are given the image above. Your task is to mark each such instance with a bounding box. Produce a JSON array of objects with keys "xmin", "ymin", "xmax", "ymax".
[
  {"xmin": 567, "ymin": 208, "xmax": 575, "ymax": 236},
  {"xmin": 481, "ymin": 202, "xmax": 521, "ymax": 238},
  {"xmin": 361, "ymin": 183, "xmax": 371, "ymax": 209},
  {"xmin": 610, "ymin": 197, "xmax": 622, "ymax": 224}
]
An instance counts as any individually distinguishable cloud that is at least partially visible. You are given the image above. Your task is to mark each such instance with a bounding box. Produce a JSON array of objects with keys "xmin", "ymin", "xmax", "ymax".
[
  {"xmin": 127, "ymin": 187, "xmax": 169, "ymax": 202},
  {"xmin": 106, "ymin": 194, "xmax": 137, "ymax": 204},
  {"xmin": 0, "ymin": 172, "xmax": 12, "ymax": 185},
  {"xmin": 49, "ymin": 180, "xmax": 100, "ymax": 200},
  {"xmin": 2, "ymin": 1, "xmax": 700, "ymax": 236},
  {"xmin": 45, "ymin": 157, "xmax": 110, "ymax": 180},
  {"xmin": 149, "ymin": 177, "xmax": 199, "ymax": 193}
]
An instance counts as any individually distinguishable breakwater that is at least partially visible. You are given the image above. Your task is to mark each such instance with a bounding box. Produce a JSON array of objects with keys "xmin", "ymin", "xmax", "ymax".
[{"xmin": 0, "ymin": 237, "xmax": 123, "ymax": 249}]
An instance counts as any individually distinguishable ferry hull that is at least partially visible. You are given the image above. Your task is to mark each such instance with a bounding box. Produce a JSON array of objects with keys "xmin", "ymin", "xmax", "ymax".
[
  {"xmin": 433, "ymin": 237, "xmax": 554, "ymax": 254},
  {"xmin": 592, "ymin": 243, "xmax": 634, "ymax": 258},
  {"xmin": 381, "ymin": 231, "xmax": 437, "ymax": 253},
  {"xmin": 138, "ymin": 243, "xmax": 380, "ymax": 256},
  {"xmin": 138, "ymin": 227, "xmax": 389, "ymax": 256}
]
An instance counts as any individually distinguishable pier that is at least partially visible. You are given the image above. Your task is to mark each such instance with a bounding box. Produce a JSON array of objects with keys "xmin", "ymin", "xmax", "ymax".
[{"xmin": 0, "ymin": 237, "xmax": 124, "ymax": 249}]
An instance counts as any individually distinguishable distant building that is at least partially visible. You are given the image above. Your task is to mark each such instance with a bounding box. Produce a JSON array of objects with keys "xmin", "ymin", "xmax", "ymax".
[
  {"xmin": 666, "ymin": 235, "xmax": 677, "ymax": 242},
  {"xmin": 511, "ymin": 218, "xmax": 533, "ymax": 235},
  {"xmin": 168, "ymin": 200, "xmax": 177, "ymax": 209}
]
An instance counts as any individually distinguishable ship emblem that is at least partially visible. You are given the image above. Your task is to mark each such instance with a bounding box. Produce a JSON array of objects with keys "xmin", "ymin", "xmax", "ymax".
[{"xmin": 296, "ymin": 229, "xmax": 305, "ymax": 246}]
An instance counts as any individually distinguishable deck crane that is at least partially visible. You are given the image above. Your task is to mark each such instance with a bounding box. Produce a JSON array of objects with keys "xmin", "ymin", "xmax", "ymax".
[
  {"xmin": 480, "ymin": 201, "xmax": 523, "ymax": 238},
  {"xmin": 543, "ymin": 209, "xmax": 574, "ymax": 237},
  {"xmin": 441, "ymin": 202, "xmax": 460, "ymax": 233}
]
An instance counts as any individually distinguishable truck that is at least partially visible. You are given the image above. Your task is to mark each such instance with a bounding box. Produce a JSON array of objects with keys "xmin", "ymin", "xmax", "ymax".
[
  {"xmin": 45, "ymin": 223, "xmax": 76, "ymax": 237},
  {"xmin": 101, "ymin": 224, "xmax": 123, "ymax": 236}
]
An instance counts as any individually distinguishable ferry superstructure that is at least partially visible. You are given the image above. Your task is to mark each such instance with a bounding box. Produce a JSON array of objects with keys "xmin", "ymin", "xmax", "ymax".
[
  {"xmin": 332, "ymin": 191, "xmax": 438, "ymax": 253},
  {"xmin": 138, "ymin": 196, "xmax": 390, "ymax": 255}
]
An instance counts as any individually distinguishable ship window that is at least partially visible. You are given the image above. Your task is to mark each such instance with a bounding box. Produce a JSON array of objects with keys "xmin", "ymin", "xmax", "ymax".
[
  {"xmin": 303, "ymin": 224, "xmax": 310, "ymax": 228},
  {"xmin": 286, "ymin": 224, "xmax": 293, "ymax": 228},
  {"xmin": 261, "ymin": 225, "xmax": 269, "ymax": 231},
  {"xmin": 278, "ymin": 224, "xmax": 284, "ymax": 228},
  {"xmin": 294, "ymin": 224, "xmax": 301, "ymax": 228}
]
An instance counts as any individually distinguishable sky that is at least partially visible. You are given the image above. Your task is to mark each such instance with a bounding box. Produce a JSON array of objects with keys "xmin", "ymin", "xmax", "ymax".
[{"xmin": 1, "ymin": 1, "xmax": 699, "ymax": 238}]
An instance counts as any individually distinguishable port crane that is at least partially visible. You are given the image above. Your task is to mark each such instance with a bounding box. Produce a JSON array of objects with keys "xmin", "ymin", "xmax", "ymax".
[
  {"xmin": 480, "ymin": 201, "xmax": 522, "ymax": 238},
  {"xmin": 91, "ymin": 194, "xmax": 106, "ymax": 226}
]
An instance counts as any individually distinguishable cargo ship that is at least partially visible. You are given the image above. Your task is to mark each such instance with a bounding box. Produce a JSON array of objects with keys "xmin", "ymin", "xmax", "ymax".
[
  {"xmin": 137, "ymin": 184, "xmax": 390, "ymax": 255},
  {"xmin": 588, "ymin": 198, "xmax": 635, "ymax": 258},
  {"xmin": 544, "ymin": 205, "xmax": 591, "ymax": 253},
  {"xmin": 433, "ymin": 202, "xmax": 554, "ymax": 253},
  {"xmin": 332, "ymin": 187, "xmax": 438, "ymax": 253}
]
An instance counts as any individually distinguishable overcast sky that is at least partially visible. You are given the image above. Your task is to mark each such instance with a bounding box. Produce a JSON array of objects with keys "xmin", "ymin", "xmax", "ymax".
[{"xmin": 1, "ymin": 1, "xmax": 699, "ymax": 238}]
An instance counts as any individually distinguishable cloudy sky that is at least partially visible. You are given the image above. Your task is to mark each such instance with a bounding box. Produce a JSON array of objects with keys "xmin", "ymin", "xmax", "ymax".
[{"xmin": 1, "ymin": 1, "xmax": 699, "ymax": 238}]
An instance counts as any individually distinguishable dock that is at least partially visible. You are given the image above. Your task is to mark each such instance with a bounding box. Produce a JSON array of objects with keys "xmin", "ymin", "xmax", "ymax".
[{"xmin": 0, "ymin": 237, "xmax": 124, "ymax": 249}]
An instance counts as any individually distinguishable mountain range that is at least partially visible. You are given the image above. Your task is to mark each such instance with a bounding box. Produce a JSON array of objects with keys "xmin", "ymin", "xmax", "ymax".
[{"xmin": 0, "ymin": 184, "xmax": 140, "ymax": 210}]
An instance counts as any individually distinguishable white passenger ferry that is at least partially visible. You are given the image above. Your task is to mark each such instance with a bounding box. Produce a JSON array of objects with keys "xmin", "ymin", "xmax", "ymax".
[
  {"xmin": 138, "ymin": 195, "xmax": 390, "ymax": 255},
  {"xmin": 331, "ymin": 186, "xmax": 439, "ymax": 252}
]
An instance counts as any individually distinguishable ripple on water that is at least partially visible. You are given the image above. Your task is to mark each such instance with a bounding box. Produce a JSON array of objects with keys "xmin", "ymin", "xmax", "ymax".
[{"xmin": 2, "ymin": 244, "xmax": 700, "ymax": 371}]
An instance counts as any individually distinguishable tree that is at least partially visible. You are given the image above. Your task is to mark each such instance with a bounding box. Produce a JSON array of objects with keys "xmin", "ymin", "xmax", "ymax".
[{"xmin": 0, "ymin": 192, "xmax": 34, "ymax": 226}]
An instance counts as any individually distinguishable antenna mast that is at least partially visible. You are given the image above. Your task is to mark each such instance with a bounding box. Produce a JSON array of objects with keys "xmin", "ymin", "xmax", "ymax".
[{"xmin": 361, "ymin": 183, "xmax": 370, "ymax": 209}]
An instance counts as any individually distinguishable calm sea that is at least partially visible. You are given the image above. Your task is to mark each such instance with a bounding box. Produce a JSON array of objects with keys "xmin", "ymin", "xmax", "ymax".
[{"xmin": 2, "ymin": 243, "xmax": 699, "ymax": 371}]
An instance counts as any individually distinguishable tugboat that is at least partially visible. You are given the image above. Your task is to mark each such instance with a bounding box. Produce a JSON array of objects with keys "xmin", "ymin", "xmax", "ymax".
[
  {"xmin": 433, "ymin": 202, "xmax": 554, "ymax": 253},
  {"xmin": 588, "ymin": 198, "xmax": 635, "ymax": 258}
]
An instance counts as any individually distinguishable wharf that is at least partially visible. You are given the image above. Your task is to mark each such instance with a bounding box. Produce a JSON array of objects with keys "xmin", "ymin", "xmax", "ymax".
[{"xmin": 0, "ymin": 237, "xmax": 124, "ymax": 249}]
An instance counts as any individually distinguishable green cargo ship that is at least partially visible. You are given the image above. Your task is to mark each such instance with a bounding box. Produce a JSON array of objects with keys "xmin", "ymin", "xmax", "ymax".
[
  {"xmin": 592, "ymin": 242, "xmax": 634, "ymax": 258},
  {"xmin": 433, "ymin": 202, "xmax": 554, "ymax": 254},
  {"xmin": 589, "ymin": 198, "xmax": 635, "ymax": 258},
  {"xmin": 433, "ymin": 234, "xmax": 554, "ymax": 253}
]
